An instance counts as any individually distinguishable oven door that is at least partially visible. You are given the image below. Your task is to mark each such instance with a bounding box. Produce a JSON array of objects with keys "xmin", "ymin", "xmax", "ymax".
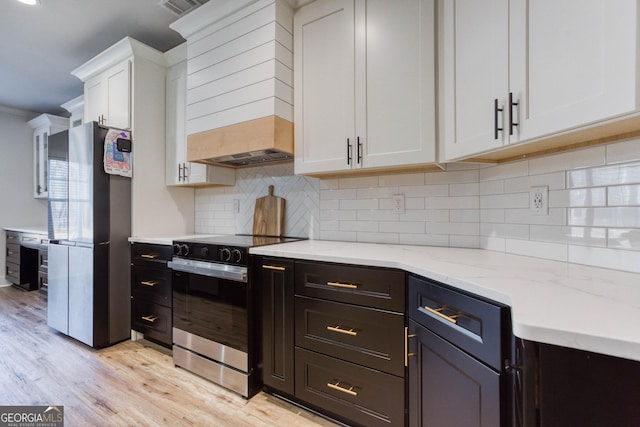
[{"xmin": 170, "ymin": 260, "xmax": 249, "ymax": 372}]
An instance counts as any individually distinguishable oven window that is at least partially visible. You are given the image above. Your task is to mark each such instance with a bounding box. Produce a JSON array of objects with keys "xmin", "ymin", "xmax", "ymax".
[{"xmin": 173, "ymin": 271, "xmax": 248, "ymax": 353}]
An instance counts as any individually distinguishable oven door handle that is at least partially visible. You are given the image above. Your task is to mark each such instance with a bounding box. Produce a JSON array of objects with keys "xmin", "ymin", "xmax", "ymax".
[{"xmin": 168, "ymin": 259, "xmax": 248, "ymax": 283}]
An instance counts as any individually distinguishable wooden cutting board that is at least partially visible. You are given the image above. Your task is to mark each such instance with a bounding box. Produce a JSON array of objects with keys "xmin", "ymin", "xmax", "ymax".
[{"xmin": 252, "ymin": 185, "xmax": 285, "ymax": 236}]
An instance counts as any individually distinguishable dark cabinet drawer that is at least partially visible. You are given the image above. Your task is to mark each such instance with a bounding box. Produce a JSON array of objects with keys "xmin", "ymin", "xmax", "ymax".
[
  {"xmin": 131, "ymin": 266, "xmax": 171, "ymax": 307},
  {"xmin": 295, "ymin": 347, "xmax": 405, "ymax": 427},
  {"xmin": 295, "ymin": 296, "xmax": 405, "ymax": 377},
  {"xmin": 131, "ymin": 243, "xmax": 172, "ymax": 266},
  {"xmin": 6, "ymin": 231, "xmax": 19, "ymax": 243},
  {"xmin": 6, "ymin": 261, "xmax": 19, "ymax": 283},
  {"xmin": 295, "ymin": 261, "xmax": 405, "ymax": 312},
  {"xmin": 6, "ymin": 243, "xmax": 20, "ymax": 264},
  {"xmin": 408, "ymin": 275, "xmax": 507, "ymax": 371},
  {"xmin": 38, "ymin": 249, "xmax": 48, "ymax": 273},
  {"xmin": 131, "ymin": 298, "xmax": 172, "ymax": 346}
]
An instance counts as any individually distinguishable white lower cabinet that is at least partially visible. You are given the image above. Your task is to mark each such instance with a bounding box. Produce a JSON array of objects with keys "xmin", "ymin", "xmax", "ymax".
[
  {"xmin": 294, "ymin": 0, "xmax": 436, "ymax": 175},
  {"xmin": 440, "ymin": 0, "xmax": 640, "ymax": 162}
]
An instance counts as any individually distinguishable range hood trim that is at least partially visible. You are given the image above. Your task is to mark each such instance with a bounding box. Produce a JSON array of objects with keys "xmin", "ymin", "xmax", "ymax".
[{"xmin": 187, "ymin": 115, "xmax": 294, "ymax": 168}]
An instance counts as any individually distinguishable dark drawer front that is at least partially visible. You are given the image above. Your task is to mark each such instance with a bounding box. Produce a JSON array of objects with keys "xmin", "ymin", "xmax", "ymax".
[
  {"xmin": 131, "ymin": 298, "xmax": 172, "ymax": 346},
  {"xmin": 295, "ymin": 261, "xmax": 405, "ymax": 312},
  {"xmin": 409, "ymin": 275, "xmax": 506, "ymax": 371},
  {"xmin": 295, "ymin": 296, "xmax": 405, "ymax": 377},
  {"xmin": 295, "ymin": 347, "xmax": 405, "ymax": 427},
  {"xmin": 38, "ymin": 249, "xmax": 48, "ymax": 273},
  {"xmin": 6, "ymin": 231, "xmax": 19, "ymax": 244},
  {"xmin": 131, "ymin": 266, "xmax": 172, "ymax": 307},
  {"xmin": 131, "ymin": 243, "xmax": 172, "ymax": 267},
  {"xmin": 6, "ymin": 261, "xmax": 19, "ymax": 283},
  {"xmin": 6, "ymin": 243, "xmax": 20, "ymax": 264}
]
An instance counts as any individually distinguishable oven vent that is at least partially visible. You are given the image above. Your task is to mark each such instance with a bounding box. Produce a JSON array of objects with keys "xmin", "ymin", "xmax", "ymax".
[{"xmin": 159, "ymin": 0, "xmax": 209, "ymax": 16}]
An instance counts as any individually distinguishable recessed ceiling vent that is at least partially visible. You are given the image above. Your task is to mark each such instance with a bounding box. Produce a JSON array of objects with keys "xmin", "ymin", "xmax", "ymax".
[{"xmin": 159, "ymin": 0, "xmax": 209, "ymax": 16}]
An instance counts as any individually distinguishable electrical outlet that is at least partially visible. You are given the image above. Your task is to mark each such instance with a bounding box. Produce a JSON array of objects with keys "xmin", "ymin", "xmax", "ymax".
[
  {"xmin": 232, "ymin": 199, "xmax": 239, "ymax": 213},
  {"xmin": 529, "ymin": 186, "xmax": 548, "ymax": 216},
  {"xmin": 392, "ymin": 194, "xmax": 405, "ymax": 214}
]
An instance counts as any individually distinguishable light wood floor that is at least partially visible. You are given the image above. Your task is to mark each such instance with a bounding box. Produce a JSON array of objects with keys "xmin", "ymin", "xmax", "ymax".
[{"xmin": 0, "ymin": 285, "xmax": 337, "ymax": 427}]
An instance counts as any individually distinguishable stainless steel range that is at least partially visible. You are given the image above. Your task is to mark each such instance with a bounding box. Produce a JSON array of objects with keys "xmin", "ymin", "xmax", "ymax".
[{"xmin": 167, "ymin": 235, "xmax": 300, "ymax": 398}]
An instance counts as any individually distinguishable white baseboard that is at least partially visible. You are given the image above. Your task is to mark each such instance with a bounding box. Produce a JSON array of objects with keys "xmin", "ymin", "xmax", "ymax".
[{"xmin": 0, "ymin": 276, "xmax": 11, "ymax": 287}]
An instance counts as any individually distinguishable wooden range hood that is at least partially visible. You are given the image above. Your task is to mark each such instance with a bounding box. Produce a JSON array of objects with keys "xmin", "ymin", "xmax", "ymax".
[{"xmin": 186, "ymin": 115, "xmax": 293, "ymax": 167}]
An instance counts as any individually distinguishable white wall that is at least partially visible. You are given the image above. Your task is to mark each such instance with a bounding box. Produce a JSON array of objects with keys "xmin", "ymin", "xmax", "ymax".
[
  {"xmin": 0, "ymin": 106, "xmax": 47, "ymax": 285},
  {"xmin": 194, "ymin": 137, "xmax": 640, "ymax": 274}
]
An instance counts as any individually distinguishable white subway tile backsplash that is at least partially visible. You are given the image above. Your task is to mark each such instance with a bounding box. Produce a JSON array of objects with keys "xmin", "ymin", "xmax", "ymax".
[
  {"xmin": 480, "ymin": 193, "xmax": 529, "ymax": 209},
  {"xmin": 425, "ymin": 169, "xmax": 479, "ymax": 184},
  {"xmin": 607, "ymin": 184, "xmax": 640, "ymax": 206},
  {"xmin": 569, "ymin": 207, "xmax": 640, "ymax": 227},
  {"xmin": 400, "ymin": 233, "xmax": 450, "ymax": 246},
  {"xmin": 450, "ymin": 209, "xmax": 480, "ymax": 223},
  {"xmin": 426, "ymin": 196, "xmax": 479, "ymax": 209},
  {"xmin": 529, "ymin": 146, "xmax": 605, "ymax": 175},
  {"xmin": 606, "ymin": 137, "xmax": 640, "ymax": 165},
  {"xmin": 449, "ymin": 182, "xmax": 480, "ymax": 196},
  {"xmin": 480, "ymin": 180, "xmax": 505, "ymax": 195},
  {"xmin": 340, "ymin": 220, "xmax": 378, "ymax": 233},
  {"xmin": 402, "ymin": 184, "xmax": 449, "ymax": 197},
  {"xmin": 479, "ymin": 160, "xmax": 528, "ymax": 182},
  {"xmin": 504, "ymin": 208, "xmax": 567, "ymax": 226},
  {"xmin": 505, "ymin": 239, "xmax": 568, "ymax": 262},
  {"xmin": 568, "ymin": 245, "xmax": 640, "ymax": 274},
  {"xmin": 568, "ymin": 163, "xmax": 640, "ymax": 188},
  {"xmin": 481, "ymin": 209, "xmax": 505, "ymax": 223},
  {"xmin": 380, "ymin": 221, "xmax": 426, "ymax": 234},
  {"xmin": 607, "ymin": 228, "xmax": 640, "ymax": 251},
  {"xmin": 530, "ymin": 225, "xmax": 606, "ymax": 247},
  {"xmin": 480, "ymin": 223, "xmax": 530, "ymax": 240},
  {"xmin": 194, "ymin": 139, "xmax": 640, "ymax": 274},
  {"xmin": 548, "ymin": 188, "xmax": 606, "ymax": 207},
  {"xmin": 378, "ymin": 173, "xmax": 425, "ymax": 187}
]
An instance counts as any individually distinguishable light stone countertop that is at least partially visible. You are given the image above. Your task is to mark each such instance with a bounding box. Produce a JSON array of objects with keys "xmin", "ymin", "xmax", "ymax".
[
  {"xmin": 251, "ymin": 239, "xmax": 640, "ymax": 362},
  {"xmin": 3, "ymin": 226, "xmax": 48, "ymax": 235}
]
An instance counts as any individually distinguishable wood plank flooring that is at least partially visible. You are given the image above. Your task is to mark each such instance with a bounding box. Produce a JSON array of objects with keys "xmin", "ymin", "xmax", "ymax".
[{"xmin": 0, "ymin": 286, "xmax": 337, "ymax": 427}]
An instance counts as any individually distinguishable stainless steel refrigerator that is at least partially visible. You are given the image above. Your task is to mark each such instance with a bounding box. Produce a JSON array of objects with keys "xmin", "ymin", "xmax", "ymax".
[{"xmin": 47, "ymin": 122, "xmax": 131, "ymax": 348}]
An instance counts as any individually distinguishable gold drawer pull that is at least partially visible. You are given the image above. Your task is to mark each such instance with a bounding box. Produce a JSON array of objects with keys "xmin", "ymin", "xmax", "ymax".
[
  {"xmin": 327, "ymin": 325, "xmax": 357, "ymax": 336},
  {"xmin": 140, "ymin": 254, "xmax": 158, "ymax": 259},
  {"xmin": 405, "ymin": 326, "xmax": 417, "ymax": 367},
  {"xmin": 327, "ymin": 281, "xmax": 358, "ymax": 289},
  {"xmin": 424, "ymin": 306, "xmax": 459, "ymax": 324},
  {"xmin": 327, "ymin": 381, "xmax": 357, "ymax": 397},
  {"xmin": 7, "ymin": 251, "xmax": 15, "ymax": 255},
  {"xmin": 141, "ymin": 315, "xmax": 158, "ymax": 323},
  {"xmin": 140, "ymin": 280, "xmax": 158, "ymax": 287},
  {"xmin": 262, "ymin": 265, "xmax": 286, "ymax": 271}
]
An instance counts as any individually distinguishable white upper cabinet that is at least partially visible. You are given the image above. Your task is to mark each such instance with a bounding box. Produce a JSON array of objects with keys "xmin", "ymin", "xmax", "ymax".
[
  {"xmin": 165, "ymin": 45, "xmax": 235, "ymax": 187},
  {"xmin": 84, "ymin": 60, "xmax": 131, "ymax": 129},
  {"xmin": 27, "ymin": 114, "xmax": 69, "ymax": 199},
  {"xmin": 294, "ymin": 0, "xmax": 437, "ymax": 175},
  {"xmin": 440, "ymin": 0, "xmax": 640, "ymax": 162},
  {"xmin": 61, "ymin": 95, "xmax": 84, "ymax": 128}
]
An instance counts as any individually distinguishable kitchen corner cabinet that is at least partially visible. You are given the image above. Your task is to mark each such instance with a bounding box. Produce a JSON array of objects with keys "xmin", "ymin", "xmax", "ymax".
[
  {"xmin": 258, "ymin": 257, "xmax": 295, "ymax": 396},
  {"xmin": 294, "ymin": 0, "xmax": 436, "ymax": 175},
  {"xmin": 84, "ymin": 60, "xmax": 131, "ymax": 129},
  {"xmin": 440, "ymin": 0, "xmax": 640, "ymax": 162},
  {"xmin": 27, "ymin": 114, "xmax": 69, "ymax": 199},
  {"xmin": 130, "ymin": 243, "xmax": 173, "ymax": 348},
  {"xmin": 165, "ymin": 49, "xmax": 235, "ymax": 187}
]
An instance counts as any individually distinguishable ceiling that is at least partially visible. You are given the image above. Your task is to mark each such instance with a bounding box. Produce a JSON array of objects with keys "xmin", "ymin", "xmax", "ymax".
[{"xmin": 1, "ymin": 0, "xmax": 188, "ymax": 117}]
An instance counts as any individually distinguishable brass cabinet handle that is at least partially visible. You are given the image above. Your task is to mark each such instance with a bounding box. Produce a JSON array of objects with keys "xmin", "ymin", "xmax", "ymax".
[
  {"xmin": 140, "ymin": 280, "xmax": 158, "ymax": 287},
  {"xmin": 423, "ymin": 306, "xmax": 459, "ymax": 324},
  {"xmin": 327, "ymin": 381, "xmax": 357, "ymax": 397},
  {"xmin": 7, "ymin": 251, "xmax": 15, "ymax": 255},
  {"xmin": 262, "ymin": 265, "xmax": 286, "ymax": 271},
  {"xmin": 141, "ymin": 315, "xmax": 158, "ymax": 323},
  {"xmin": 405, "ymin": 326, "xmax": 416, "ymax": 367},
  {"xmin": 327, "ymin": 281, "xmax": 358, "ymax": 289},
  {"xmin": 140, "ymin": 254, "xmax": 158, "ymax": 259},
  {"xmin": 326, "ymin": 325, "xmax": 357, "ymax": 336}
]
